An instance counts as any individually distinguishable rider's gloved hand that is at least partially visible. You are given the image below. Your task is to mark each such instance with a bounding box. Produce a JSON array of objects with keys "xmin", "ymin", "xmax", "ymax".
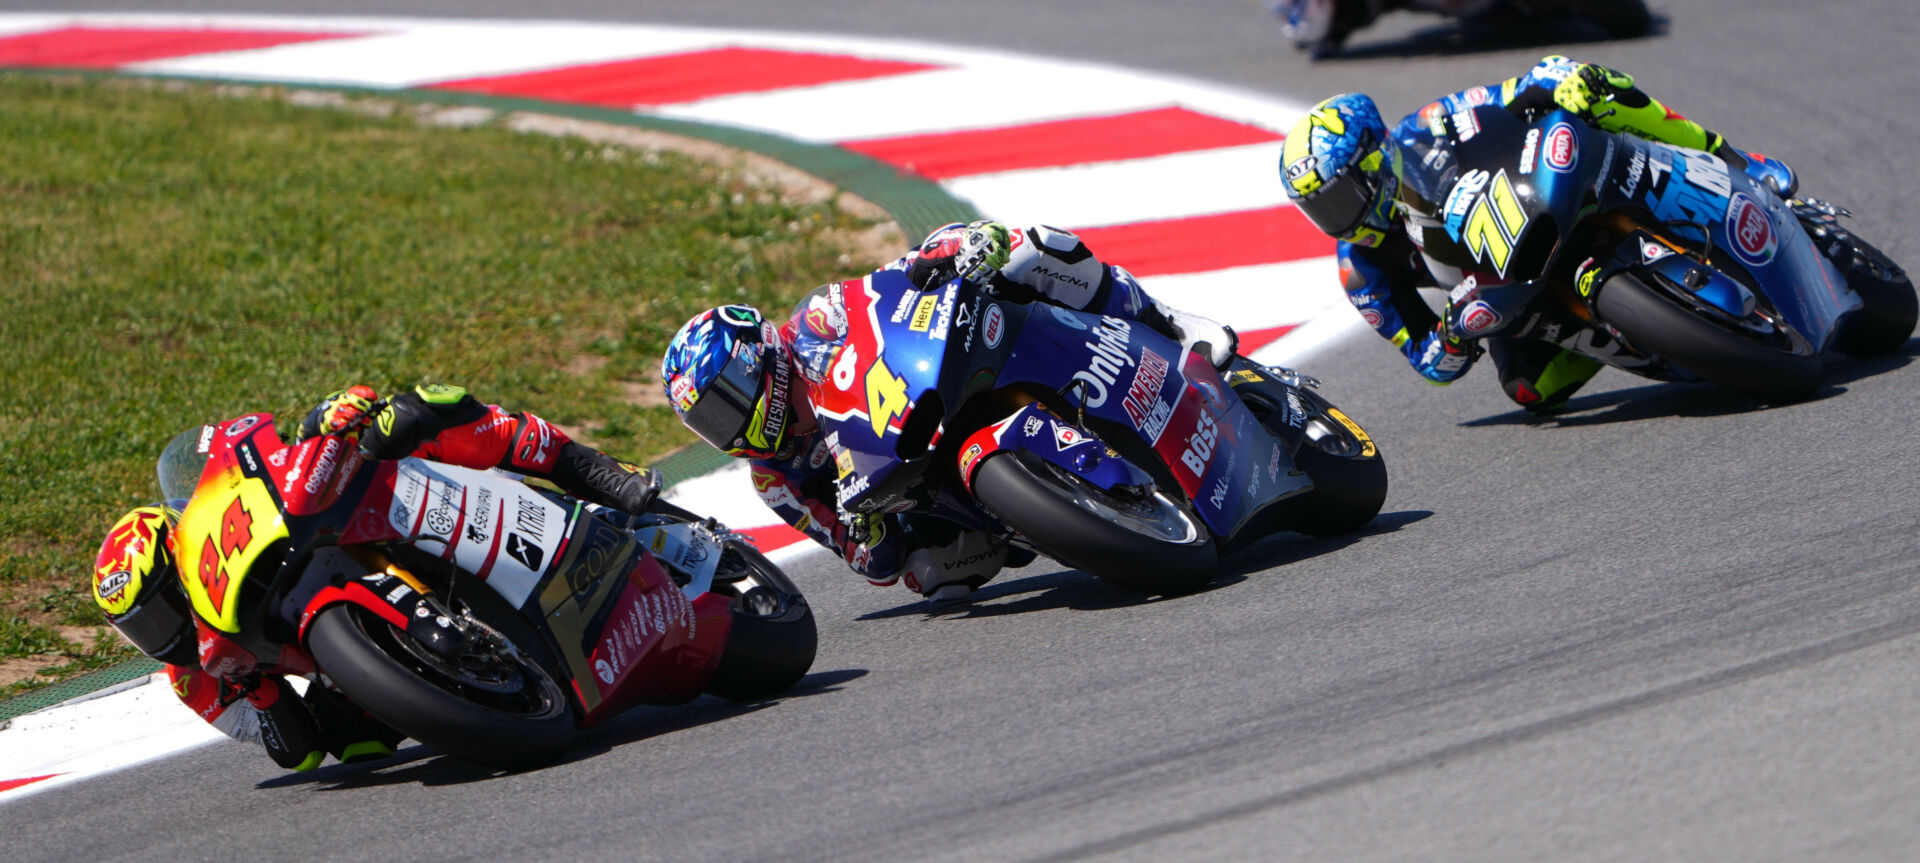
[
  {"xmin": 1413, "ymin": 322, "xmax": 1483, "ymax": 385},
  {"xmin": 298, "ymin": 385, "xmax": 379, "ymax": 441},
  {"xmin": 1553, "ymin": 63, "xmax": 1635, "ymax": 117},
  {"xmin": 953, "ymin": 221, "xmax": 1013, "ymax": 286}
]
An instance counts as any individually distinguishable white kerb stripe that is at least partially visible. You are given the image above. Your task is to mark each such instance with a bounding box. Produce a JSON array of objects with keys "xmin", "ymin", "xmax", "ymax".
[{"xmin": 947, "ymin": 143, "xmax": 1292, "ymax": 230}]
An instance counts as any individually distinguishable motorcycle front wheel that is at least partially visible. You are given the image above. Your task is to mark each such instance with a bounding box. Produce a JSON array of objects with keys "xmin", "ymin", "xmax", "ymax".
[
  {"xmin": 307, "ymin": 603, "xmax": 573, "ymax": 770},
  {"xmin": 973, "ymin": 450, "xmax": 1216, "ymax": 595},
  {"xmin": 1596, "ymin": 271, "xmax": 1822, "ymax": 403},
  {"xmin": 703, "ymin": 538, "xmax": 818, "ymax": 702}
]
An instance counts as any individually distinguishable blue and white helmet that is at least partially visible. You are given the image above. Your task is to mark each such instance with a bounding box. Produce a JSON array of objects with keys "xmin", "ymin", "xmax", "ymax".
[
  {"xmin": 661, "ymin": 305, "xmax": 795, "ymax": 459},
  {"xmin": 1281, "ymin": 93, "xmax": 1402, "ymax": 248}
]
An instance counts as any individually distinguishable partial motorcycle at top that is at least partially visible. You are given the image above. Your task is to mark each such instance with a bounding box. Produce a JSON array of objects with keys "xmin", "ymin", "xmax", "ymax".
[
  {"xmin": 803, "ymin": 268, "xmax": 1389, "ymax": 597},
  {"xmin": 113, "ymin": 411, "xmax": 816, "ymax": 770},
  {"xmin": 1277, "ymin": 0, "xmax": 1652, "ymax": 58},
  {"xmin": 1415, "ymin": 104, "xmax": 1916, "ymax": 403}
]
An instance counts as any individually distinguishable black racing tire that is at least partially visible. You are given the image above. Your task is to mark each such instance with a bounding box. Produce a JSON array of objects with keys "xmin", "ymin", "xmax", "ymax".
[
  {"xmin": 1595, "ymin": 271, "xmax": 1822, "ymax": 402},
  {"xmin": 307, "ymin": 604, "xmax": 573, "ymax": 770},
  {"xmin": 1565, "ymin": 0, "xmax": 1652, "ymax": 37},
  {"xmin": 1831, "ymin": 236, "xmax": 1917, "ymax": 356},
  {"xmin": 704, "ymin": 540, "xmax": 818, "ymax": 702},
  {"xmin": 1248, "ymin": 388, "xmax": 1388, "ymax": 538},
  {"xmin": 972, "ymin": 450, "xmax": 1216, "ymax": 595}
]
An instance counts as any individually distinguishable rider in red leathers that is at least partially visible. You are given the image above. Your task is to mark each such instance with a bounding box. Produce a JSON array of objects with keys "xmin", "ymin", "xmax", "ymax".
[{"xmin": 92, "ymin": 384, "xmax": 659, "ymax": 770}]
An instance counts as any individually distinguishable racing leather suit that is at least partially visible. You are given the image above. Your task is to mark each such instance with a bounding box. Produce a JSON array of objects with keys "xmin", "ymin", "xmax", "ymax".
[
  {"xmin": 167, "ymin": 385, "xmax": 660, "ymax": 769},
  {"xmin": 1348, "ymin": 55, "xmax": 1797, "ymax": 412},
  {"xmin": 750, "ymin": 223, "xmax": 1223, "ymax": 598}
]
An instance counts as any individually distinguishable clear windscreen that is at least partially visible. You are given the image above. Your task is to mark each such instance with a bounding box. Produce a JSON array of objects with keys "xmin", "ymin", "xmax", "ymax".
[{"xmin": 156, "ymin": 425, "xmax": 212, "ymax": 503}]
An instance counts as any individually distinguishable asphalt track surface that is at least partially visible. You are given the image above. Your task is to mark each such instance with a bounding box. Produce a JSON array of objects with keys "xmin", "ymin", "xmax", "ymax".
[{"xmin": 7, "ymin": 1, "xmax": 1920, "ymax": 860}]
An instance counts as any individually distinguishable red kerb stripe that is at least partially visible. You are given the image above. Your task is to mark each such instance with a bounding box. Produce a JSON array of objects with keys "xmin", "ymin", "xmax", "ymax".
[
  {"xmin": 0, "ymin": 26, "xmax": 363, "ymax": 68},
  {"xmin": 0, "ymin": 774, "xmax": 62, "ymax": 793},
  {"xmin": 841, "ymin": 107, "xmax": 1283, "ymax": 179},
  {"xmin": 1072, "ymin": 206, "xmax": 1335, "ymax": 277},
  {"xmin": 1235, "ymin": 324, "xmax": 1300, "ymax": 356},
  {"xmin": 427, "ymin": 47, "xmax": 943, "ymax": 107},
  {"xmin": 737, "ymin": 524, "xmax": 810, "ymax": 553}
]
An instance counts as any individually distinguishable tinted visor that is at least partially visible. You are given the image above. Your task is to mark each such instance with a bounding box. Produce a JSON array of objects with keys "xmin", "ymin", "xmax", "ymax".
[
  {"xmin": 681, "ymin": 344, "xmax": 768, "ymax": 454},
  {"xmin": 1295, "ymin": 161, "xmax": 1382, "ymax": 241}
]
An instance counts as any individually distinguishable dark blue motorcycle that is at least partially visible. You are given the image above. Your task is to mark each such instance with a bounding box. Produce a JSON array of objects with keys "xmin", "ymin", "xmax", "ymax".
[
  {"xmin": 1413, "ymin": 105, "xmax": 1915, "ymax": 402},
  {"xmin": 807, "ymin": 269, "xmax": 1387, "ymax": 596}
]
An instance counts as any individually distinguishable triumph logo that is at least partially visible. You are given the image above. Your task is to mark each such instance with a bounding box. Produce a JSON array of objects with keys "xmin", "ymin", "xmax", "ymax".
[{"xmin": 1070, "ymin": 316, "xmax": 1135, "ymax": 408}]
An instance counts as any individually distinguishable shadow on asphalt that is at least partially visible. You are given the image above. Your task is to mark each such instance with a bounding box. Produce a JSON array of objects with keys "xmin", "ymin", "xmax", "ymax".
[
  {"xmin": 854, "ymin": 509, "xmax": 1433, "ymax": 621},
  {"xmin": 1314, "ymin": 13, "xmax": 1665, "ymax": 62},
  {"xmin": 1461, "ymin": 339, "xmax": 1917, "ymax": 428},
  {"xmin": 254, "ymin": 668, "xmax": 870, "ymax": 789}
]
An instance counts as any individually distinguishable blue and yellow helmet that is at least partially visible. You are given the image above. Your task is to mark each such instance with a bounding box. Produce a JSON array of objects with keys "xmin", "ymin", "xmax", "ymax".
[
  {"xmin": 662, "ymin": 305, "xmax": 795, "ymax": 459},
  {"xmin": 1280, "ymin": 93, "xmax": 1401, "ymax": 247}
]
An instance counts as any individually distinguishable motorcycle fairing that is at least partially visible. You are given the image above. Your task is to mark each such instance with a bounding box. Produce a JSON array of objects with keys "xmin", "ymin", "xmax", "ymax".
[
  {"xmin": 803, "ymin": 274, "xmax": 961, "ymax": 513},
  {"xmin": 999, "ymin": 302, "xmax": 1311, "ymax": 540},
  {"xmin": 175, "ymin": 414, "xmax": 292, "ymax": 633},
  {"xmin": 347, "ymin": 458, "xmax": 571, "ymax": 611},
  {"xmin": 524, "ymin": 514, "xmax": 729, "ymax": 721},
  {"xmin": 955, "ymin": 403, "xmax": 1155, "ymax": 493},
  {"xmin": 1430, "ymin": 106, "xmax": 1859, "ymax": 351}
]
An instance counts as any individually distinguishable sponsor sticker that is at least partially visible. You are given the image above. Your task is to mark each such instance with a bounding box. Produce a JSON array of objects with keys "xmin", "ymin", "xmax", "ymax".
[
  {"xmin": 1544, "ymin": 123, "xmax": 1577, "ymax": 172},
  {"xmin": 982, "ymin": 304, "xmax": 1005, "ymax": 348},
  {"xmin": 1458, "ymin": 300, "xmax": 1502, "ymax": 336},
  {"xmin": 908, "ymin": 294, "xmax": 938, "ymax": 332},
  {"xmin": 1726, "ymin": 192, "xmax": 1776, "ymax": 267}
]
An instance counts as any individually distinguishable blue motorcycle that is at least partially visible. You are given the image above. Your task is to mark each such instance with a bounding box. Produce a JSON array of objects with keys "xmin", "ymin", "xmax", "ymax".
[
  {"xmin": 1413, "ymin": 105, "xmax": 1915, "ymax": 403},
  {"xmin": 808, "ymin": 269, "xmax": 1387, "ymax": 596}
]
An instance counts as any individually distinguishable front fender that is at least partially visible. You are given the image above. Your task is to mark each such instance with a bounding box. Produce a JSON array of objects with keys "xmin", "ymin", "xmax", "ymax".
[{"xmin": 956, "ymin": 403, "xmax": 1154, "ymax": 494}]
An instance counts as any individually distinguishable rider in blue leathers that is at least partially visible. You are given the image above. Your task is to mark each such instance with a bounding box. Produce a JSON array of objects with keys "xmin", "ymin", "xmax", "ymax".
[
  {"xmin": 1282, "ymin": 56, "xmax": 1804, "ymax": 414},
  {"xmin": 661, "ymin": 222, "xmax": 1234, "ymax": 602}
]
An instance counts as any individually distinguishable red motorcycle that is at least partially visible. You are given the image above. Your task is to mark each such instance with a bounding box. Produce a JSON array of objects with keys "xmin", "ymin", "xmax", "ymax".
[{"xmin": 147, "ymin": 412, "xmax": 816, "ymax": 769}]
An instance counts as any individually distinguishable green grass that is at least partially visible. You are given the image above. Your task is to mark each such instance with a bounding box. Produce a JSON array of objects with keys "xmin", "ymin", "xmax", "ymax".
[{"xmin": 0, "ymin": 74, "xmax": 888, "ymax": 690}]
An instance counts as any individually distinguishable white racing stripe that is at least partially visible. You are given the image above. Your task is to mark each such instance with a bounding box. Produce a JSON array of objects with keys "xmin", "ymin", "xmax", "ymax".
[
  {"xmin": 130, "ymin": 23, "xmax": 730, "ymax": 88},
  {"xmin": 944, "ymin": 143, "xmax": 1292, "ymax": 229}
]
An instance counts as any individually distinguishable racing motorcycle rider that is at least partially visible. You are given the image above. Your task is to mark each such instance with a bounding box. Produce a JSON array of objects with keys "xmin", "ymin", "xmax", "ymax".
[
  {"xmin": 1281, "ymin": 56, "xmax": 1812, "ymax": 415},
  {"xmin": 91, "ymin": 384, "xmax": 660, "ymax": 771},
  {"xmin": 660, "ymin": 221, "xmax": 1236, "ymax": 602}
]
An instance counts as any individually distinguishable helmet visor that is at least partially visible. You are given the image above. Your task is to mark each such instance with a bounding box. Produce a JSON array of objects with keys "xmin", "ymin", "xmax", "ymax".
[
  {"xmin": 680, "ymin": 344, "xmax": 772, "ymax": 456},
  {"xmin": 1295, "ymin": 162, "xmax": 1381, "ymax": 241}
]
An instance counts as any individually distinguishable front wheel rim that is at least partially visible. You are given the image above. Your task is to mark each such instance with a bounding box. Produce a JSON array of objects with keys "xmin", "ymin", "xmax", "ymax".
[{"xmin": 1034, "ymin": 460, "xmax": 1200, "ymax": 544}]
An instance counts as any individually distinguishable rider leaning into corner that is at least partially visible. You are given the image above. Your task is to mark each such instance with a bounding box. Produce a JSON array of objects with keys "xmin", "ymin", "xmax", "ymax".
[
  {"xmin": 660, "ymin": 222, "xmax": 1236, "ymax": 603},
  {"xmin": 91, "ymin": 384, "xmax": 661, "ymax": 771},
  {"xmin": 1279, "ymin": 55, "xmax": 1866, "ymax": 416}
]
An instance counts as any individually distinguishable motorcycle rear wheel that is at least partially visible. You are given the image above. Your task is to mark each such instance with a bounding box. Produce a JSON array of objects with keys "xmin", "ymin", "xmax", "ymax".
[
  {"xmin": 973, "ymin": 450, "xmax": 1216, "ymax": 595},
  {"xmin": 1595, "ymin": 271, "xmax": 1822, "ymax": 402},
  {"xmin": 308, "ymin": 603, "xmax": 573, "ymax": 770},
  {"xmin": 1561, "ymin": 0, "xmax": 1651, "ymax": 37},
  {"xmin": 1244, "ymin": 387, "xmax": 1387, "ymax": 538},
  {"xmin": 704, "ymin": 539, "xmax": 818, "ymax": 702},
  {"xmin": 1831, "ymin": 236, "xmax": 1917, "ymax": 356}
]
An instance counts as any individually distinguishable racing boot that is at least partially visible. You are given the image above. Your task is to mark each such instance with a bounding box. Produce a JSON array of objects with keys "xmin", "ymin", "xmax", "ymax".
[
  {"xmin": 306, "ymin": 680, "xmax": 405, "ymax": 765},
  {"xmin": 1488, "ymin": 338, "xmax": 1603, "ymax": 417},
  {"xmin": 1138, "ymin": 300, "xmax": 1238, "ymax": 370},
  {"xmin": 1711, "ymin": 143, "xmax": 1799, "ymax": 199},
  {"xmin": 898, "ymin": 518, "xmax": 1007, "ymax": 604},
  {"xmin": 248, "ymin": 677, "xmax": 330, "ymax": 772}
]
